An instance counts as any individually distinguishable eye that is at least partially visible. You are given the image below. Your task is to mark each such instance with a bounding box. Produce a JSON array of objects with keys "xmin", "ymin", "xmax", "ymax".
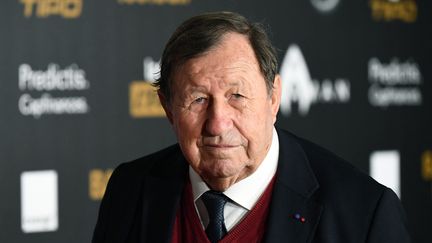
[
  {"xmin": 188, "ymin": 96, "xmax": 208, "ymax": 112},
  {"xmin": 193, "ymin": 97, "xmax": 207, "ymax": 104},
  {"xmin": 230, "ymin": 93, "xmax": 244, "ymax": 100}
]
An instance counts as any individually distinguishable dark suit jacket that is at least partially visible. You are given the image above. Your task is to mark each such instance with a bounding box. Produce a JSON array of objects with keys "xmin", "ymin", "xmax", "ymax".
[{"xmin": 92, "ymin": 129, "xmax": 411, "ymax": 243}]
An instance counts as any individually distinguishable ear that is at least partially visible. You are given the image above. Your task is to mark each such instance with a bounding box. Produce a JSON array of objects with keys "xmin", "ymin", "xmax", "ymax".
[
  {"xmin": 157, "ymin": 90, "xmax": 174, "ymax": 125},
  {"xmin": 270, "ymin": 74, "xmax": 282, "ymax": 124}
]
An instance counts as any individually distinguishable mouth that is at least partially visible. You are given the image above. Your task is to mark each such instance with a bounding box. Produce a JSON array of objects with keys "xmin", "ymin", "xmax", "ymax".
[
  {"xmin": 201, "ymin": 144, "xmax": 239, "ymax": 150},
  {"xmin": 200, "ymin": 136, "xmax": 242, "ymax": 151}
]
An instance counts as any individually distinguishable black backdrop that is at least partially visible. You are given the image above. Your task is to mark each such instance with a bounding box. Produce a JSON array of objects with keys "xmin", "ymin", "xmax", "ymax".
[{"xmin": 1, "ymin": 0, "xmax": 431, "ymax": 242}]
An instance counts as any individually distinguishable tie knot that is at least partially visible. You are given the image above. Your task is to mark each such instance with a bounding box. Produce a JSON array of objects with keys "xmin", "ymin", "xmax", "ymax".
[{"xmin": 201, "ymin": 191, "xmax": 228, "ymax": 218}]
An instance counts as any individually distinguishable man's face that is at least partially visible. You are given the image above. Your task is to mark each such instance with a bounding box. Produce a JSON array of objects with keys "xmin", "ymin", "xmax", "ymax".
[{"xmin": 160, "ymin": 32, "xmax": 281, "ymax": 190}]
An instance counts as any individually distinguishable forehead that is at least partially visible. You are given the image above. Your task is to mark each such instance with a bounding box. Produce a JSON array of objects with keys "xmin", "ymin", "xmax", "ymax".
[{"xmin": 174, "ymin": 32, "xmax": 263, "ymax": 85}]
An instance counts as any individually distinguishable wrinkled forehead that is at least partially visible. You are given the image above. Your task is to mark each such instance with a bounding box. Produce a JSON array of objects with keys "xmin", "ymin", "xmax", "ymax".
[
  {"xmin": 174, "ymin": 33, "xmax": 260, "ymax": 78},
  {"xmin": 171, "ymin": 32, "xmax": 255, "ymax": 73}
]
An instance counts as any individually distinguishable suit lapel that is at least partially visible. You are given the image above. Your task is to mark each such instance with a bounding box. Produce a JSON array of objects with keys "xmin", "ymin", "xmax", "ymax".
[
  {"xmin": 139, "ymin": 148, "xmax": 188, "ymax": 243},
  {"xmin": 264, "ymin": 129, "xmax": 323, "ymax": 243},
  {"xmin": 141, "ymin": 175, "xmax": 185, "ymax": 243}
]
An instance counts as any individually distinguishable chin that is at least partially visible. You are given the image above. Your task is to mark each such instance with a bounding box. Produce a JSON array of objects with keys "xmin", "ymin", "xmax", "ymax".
[{"xmin": 201, "ymin": 160, "xmax": 244, "ymax": 179}]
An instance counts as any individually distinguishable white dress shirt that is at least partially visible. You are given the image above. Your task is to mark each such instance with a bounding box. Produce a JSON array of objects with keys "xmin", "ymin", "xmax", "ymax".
[{"xmin": 189, "ymin": 127, "xmax": 279, "ymax": 231}]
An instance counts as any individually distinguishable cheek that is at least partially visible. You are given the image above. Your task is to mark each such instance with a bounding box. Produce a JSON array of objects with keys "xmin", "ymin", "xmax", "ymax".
[
  {"xmin": 235, "ymin": 101, "xmax": 273, "ymax": 147},
  {"xmin": 173, "ymin": 112, "xmax": 204, "ymax": 147},
  {"xmin": 174, "ymin": 114, "xmax": 202, "ymax": 165}
]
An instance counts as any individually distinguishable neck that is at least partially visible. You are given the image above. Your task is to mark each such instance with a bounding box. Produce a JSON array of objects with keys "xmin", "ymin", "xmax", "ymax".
[{"xmin": 202, "ymin": 165, "xmax": 258, "ymax": 191}]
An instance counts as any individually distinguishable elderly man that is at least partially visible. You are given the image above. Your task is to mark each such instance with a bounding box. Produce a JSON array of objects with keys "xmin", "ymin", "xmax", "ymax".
[{"xmin": 93, "ymin": 12, "xmax": 411, "ymax": 243}]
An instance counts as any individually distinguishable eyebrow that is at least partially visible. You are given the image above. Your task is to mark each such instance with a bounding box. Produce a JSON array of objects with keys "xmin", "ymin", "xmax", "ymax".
[
  {"xmin": 183, "ymin": 85, "xmax": 208, "ymax": 94},
  {"xmin": 185, "ymin": 79, "xmax": 243, "ymax": 92}
]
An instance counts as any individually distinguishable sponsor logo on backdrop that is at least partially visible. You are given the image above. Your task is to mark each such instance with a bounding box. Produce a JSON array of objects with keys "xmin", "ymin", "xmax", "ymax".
[
  {"xmin": 422, "ymin": 150, "xmax": 432, "ymax": 181},
  {"xmin": 21, "ymin": 170, "xmax": 58, "ymax": 233},
  {"xmin": 370, "ymin": 150, "xmax": 401, "ymax": 198},
  {"xmin": 89, "ymin": 169, "xmax": 113, "ymax": 200},
  {"xmin": 129, "ymin": 57, "xmax": 165, "ymax": 118},
  {"xmin": 143, "ymin": 56, "xmax": 160, "ymax": 82},
  {"xmin": 279, "ymin": 44, "xmax": 350, "ymax": 116},
  {"xmin": 421, "ymin": 150, "xmax": 432, "ymax": 199},
  {"xmin": 369, "ymin": 0, "xmax": 417, "ymax": 23},
  {"xmin": 20, "ymin": 0, "xmax": 83, "ymax": 18},
  {"xmin": 310, "ymin": 0, "xmax": 340, "ymax": 13},
  {"xmin": 18, "ymin": 63, "xmax": 90, "ymax": 118},
  {"xmin": 117, "ymin": 0, "xmax": 191, "ymax": 5},
  {"xmin": 368, "ymin": 57, "xmax": 422, "ymax": 108}
]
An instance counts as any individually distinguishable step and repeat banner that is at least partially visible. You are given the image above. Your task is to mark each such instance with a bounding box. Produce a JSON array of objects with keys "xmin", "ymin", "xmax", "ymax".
[{"xmin": 0, "ymin": 0, "xmax": 431, "ymax": 242}]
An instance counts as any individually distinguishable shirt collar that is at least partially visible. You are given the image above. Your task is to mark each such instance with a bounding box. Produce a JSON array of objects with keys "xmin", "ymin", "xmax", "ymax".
[{"xmin": 189, "ymin": 127, "xmax": 279, "ymax": 210}]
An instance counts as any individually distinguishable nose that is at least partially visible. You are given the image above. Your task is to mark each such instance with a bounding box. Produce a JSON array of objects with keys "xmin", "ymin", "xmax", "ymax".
[{"xmin": 204, "ymin": 98, "xmax": 233, "ymax": 136}]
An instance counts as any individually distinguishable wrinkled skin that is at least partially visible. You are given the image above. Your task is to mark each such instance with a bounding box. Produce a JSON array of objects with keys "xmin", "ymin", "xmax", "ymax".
[{"xmin": 159, "ymin": 32, "xmax": 281, "ymax": 191}]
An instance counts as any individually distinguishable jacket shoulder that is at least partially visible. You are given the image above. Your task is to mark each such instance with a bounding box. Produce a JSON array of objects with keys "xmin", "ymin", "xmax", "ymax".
[
  {"xmin": 92, "ymin": 144, "xmax": 185, "ymax": 243},
  {"xmin": 288, "ymin": 131, "xmax": 383, "ymax": 196},
  {"xmin": 115, "ymin": 143, "xmax": 182, "ymax": 174},
  {"xmin": 279, "ymin": 130, "xmax": 410, "ymax": 242}
]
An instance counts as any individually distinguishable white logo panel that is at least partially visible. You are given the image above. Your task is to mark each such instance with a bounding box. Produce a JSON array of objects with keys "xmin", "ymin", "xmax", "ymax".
[
  {"xmin": 370, "ymin": 150, "xmax": 401, "ymax": 198},
  {"xmin": 20, "ymin": 170, "xmax": 59, "ymax": 233}
]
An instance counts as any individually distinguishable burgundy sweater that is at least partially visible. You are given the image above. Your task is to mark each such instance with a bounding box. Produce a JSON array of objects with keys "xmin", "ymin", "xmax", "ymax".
[{"xmin": 171, "ymin": 177, "xmax": 275, "ymax": 243}]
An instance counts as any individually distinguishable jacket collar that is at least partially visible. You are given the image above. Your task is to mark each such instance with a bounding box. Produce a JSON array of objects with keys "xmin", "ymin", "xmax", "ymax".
[
  {"xmin": 274, "ymin": 128, "xmax": 319, "ymax": 197},
  {"xmin": 263, "ymin": 128, "xmax": 322, "ymax": 243}
]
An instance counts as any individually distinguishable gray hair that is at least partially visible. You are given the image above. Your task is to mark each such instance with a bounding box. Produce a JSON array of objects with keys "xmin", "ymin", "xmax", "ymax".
[{"xmin": 154, "ymin": 11, "xmax": 278, "ymax": 105}]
